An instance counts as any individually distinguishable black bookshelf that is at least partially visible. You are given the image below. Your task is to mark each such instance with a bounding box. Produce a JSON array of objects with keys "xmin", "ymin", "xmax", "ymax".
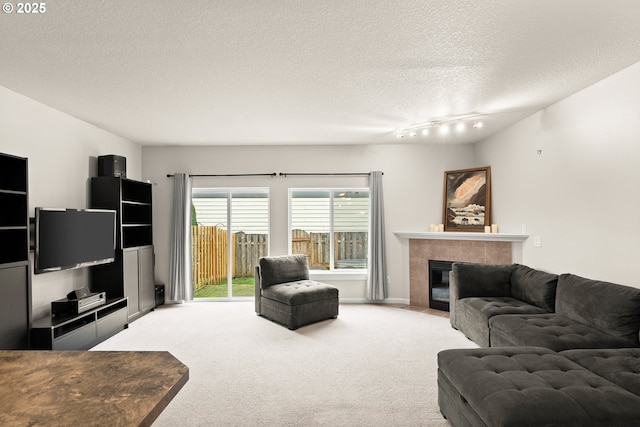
[
  {"xmin": 90, "ymin": 177, "xmax": 155, "ymax": 321},
  {"xmin": 0, "ymin": 152, "xmax": 31, "ymax": 349}
]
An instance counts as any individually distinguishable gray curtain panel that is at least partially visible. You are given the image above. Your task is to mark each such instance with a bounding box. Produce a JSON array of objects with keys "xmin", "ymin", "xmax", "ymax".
[
  {"xmin": 169, "ymin": 173, "xmax": 193, "ymax": 302},
  {"xmin": 367, "ymin": 171, "xmax": 388, "ymax": 300}
]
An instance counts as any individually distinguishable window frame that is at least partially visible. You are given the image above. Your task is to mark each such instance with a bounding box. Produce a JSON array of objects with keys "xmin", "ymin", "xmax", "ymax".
[{"xmin": 288, "ymin": 188, "xmax": 368, "ymax": 281}]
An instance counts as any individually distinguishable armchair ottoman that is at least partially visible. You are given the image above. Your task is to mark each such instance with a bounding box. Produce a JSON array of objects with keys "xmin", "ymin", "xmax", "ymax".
[{"xmin": 255, "ymin": 255, "xmax": 339, "ymax": 330}]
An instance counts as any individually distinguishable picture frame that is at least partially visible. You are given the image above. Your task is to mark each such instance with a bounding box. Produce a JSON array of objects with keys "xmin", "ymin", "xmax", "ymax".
[{"xmin": 443, "ymin": 166, "xmax": 491, "ymax": 232}]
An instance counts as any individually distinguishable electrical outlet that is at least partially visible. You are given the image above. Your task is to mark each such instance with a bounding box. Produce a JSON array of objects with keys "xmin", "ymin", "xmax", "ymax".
[
  {"xmin": 521, "ymin": 224, "xmax": 527, "ymax": 234},
  {"xmin": 533, "ymin": 236, "xmax": 542, "ymax": 247}
]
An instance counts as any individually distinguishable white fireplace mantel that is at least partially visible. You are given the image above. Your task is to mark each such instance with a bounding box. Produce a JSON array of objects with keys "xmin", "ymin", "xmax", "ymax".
[{"xmin": 394, "ymin": 231, "xmax": 528, "ymax": 243}]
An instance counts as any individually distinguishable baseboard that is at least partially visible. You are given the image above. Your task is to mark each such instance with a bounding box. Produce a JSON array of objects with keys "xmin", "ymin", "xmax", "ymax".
[
  {"xmin": 339, "ymin": 298, "xmax": 410, "ymax": 305},
  {"xmin": 166, "ymin": 298, "xmax": 411, "ymax": 305}
]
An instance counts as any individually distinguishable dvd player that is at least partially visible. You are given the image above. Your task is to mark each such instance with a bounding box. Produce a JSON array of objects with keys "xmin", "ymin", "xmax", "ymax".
[{"xmin": 52, "ymin": 292, "xmax": 106, "ymax": 316}]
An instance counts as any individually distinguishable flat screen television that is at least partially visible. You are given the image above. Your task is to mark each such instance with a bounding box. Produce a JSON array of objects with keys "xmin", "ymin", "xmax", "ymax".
[{"xmin": 34, "ymin": 208, "xmax": 116, "ymax": 274}]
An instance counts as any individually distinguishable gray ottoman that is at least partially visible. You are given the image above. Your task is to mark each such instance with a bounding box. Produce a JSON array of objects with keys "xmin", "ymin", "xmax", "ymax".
[
  {"xmin": 437, "ymin": 346, "xmax": 640, "ymax": 426},
  {"xmin": 560, "ymin": 348, "xmax": 640, "ymax": 396}
]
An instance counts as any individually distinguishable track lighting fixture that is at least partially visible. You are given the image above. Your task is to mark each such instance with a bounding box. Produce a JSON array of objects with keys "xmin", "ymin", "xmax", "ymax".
[{"xmin": 394, "ymin": 114, "xmax": 486, "ymax": 140}]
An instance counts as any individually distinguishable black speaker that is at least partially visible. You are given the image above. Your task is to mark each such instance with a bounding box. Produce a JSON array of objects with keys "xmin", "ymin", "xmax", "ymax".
[
  {"xmin": 98, "ymin": 155, "xmax": 126, "ymax": 178},
  {"xmin": 155, "ymin": 284, "xmax": 165, "ymax": 307}
]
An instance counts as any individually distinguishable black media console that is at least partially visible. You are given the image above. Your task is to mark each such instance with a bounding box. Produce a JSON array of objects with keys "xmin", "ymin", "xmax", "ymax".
[{"xmin": 31, "ymin": 297, "xmax": 128, "ymax": 350}]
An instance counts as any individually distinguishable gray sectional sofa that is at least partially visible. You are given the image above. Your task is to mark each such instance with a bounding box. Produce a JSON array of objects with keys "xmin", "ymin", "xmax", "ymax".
[
  {"xmin": 439, "ymin": 262, "xmax": 640, "ymax": 426},
  {"xmin": 450, "ymin": 262, "xmax": 640, "ymax": 350}
]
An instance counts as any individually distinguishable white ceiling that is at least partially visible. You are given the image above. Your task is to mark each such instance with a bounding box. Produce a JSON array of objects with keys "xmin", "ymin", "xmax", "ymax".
[{"xmin": 2, "ymin": 1, "xmax": 640, "ymax": 146}]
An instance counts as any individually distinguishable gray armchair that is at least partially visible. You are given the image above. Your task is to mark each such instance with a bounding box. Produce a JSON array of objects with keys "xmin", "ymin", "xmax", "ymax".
[{"xmin": 255, "ymin": 254, "xmax": 339, "ymax": 329}]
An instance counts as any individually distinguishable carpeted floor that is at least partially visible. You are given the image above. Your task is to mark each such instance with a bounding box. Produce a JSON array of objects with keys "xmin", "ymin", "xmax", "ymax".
[{"xmin": 92, "ymin": 302, "xmax": 477, "ymax": 426}]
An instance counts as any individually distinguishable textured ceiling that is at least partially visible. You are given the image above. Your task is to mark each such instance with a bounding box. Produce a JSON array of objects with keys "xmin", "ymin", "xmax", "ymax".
[{"xmin": 2, "ymin": 1, "xmax": 640, "ymax": 146}]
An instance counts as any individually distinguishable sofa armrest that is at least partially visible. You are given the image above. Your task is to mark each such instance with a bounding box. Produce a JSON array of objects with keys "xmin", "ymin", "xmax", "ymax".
[{"xmin": 255, "ymin": 265, "xmax": 262, "ymax": 314}]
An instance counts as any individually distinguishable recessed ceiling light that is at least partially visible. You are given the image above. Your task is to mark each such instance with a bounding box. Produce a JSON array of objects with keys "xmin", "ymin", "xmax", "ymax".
[{"xmin": 455, "ymin": 122, "xmax": 466, "ymax": 132}]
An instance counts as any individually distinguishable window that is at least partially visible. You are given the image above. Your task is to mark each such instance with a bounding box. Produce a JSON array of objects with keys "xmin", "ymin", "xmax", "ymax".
[
  {"xmin": 290, "ymin": 189, "xmax": 369, "ymax": 271},
  {"xmin": 192, "ymin": 188, "xmax": 269, "ymax": 298}
]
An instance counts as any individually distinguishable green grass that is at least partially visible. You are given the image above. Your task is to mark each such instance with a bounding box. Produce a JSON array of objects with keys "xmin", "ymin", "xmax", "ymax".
[{"xmin": 194, "ymin": 277, "xmax": 255, "ymax": 298}]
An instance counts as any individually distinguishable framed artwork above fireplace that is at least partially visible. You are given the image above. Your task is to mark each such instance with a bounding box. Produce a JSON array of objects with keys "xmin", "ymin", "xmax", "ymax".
[{"xmin": 443, "ymin": 166, "xmax": 491, "ymax": 232}]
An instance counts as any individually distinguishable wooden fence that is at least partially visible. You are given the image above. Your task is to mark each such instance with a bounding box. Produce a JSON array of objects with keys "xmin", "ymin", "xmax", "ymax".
[
  {"xmin": 291, "ymin": 229, "xmax": 329, "ymax": 268},
  {"xmin": 234, "ymin": 231, "xmax": 268, "ymax": 277},
  {"xmin": 291, "ymin": 229, "xmax": 367, "ymax": 269},
  {"xmin": 192, "ymin": 226, "xmax": 366, "ymax": 290},
  {"xmin": 192, "ymin": 226, "xmax": 268, "ymax": 290},
  {"xmin": 192, "ymin": 226, "xmax": 230, "ymax": 291}
]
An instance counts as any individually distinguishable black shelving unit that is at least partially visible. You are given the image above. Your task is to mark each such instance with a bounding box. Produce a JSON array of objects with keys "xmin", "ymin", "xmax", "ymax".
[
  {"xmin": 0, "ymin": 152, "xmax": 31, "ymax": 349},
  {"xmin": 90, "ymin": 177, "xmax": 155, "ymax": 321}
]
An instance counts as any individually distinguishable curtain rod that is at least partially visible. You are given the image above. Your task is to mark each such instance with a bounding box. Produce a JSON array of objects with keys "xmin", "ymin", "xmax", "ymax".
[
  {"xmin": 166, "ymin": 173, "xmax": 277, "ymax": 178},
  {"xmin": 167, "ymin": 172, "xmax": 382, "ymax": 178},
  {"xmin": 279, "ymin": 172, "xmax": 382, "ymax": 177}
]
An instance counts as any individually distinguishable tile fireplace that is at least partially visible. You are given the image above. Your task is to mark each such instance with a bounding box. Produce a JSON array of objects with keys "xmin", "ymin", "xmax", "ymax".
[{"xmin": 395, "ymin": 231, "xmax": 528, "ymax": 308}]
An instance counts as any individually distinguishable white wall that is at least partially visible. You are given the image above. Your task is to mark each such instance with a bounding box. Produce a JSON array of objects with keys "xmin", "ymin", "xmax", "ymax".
[
  {"xmin": 142, "ymin": 143, "xmax": 475, "ymax": 301},
  {"xmin": 4, "ymin": 57, "xmax": 636, "ymax": 320},
  {"xmin": 0, "ymin": 87, "xmax": 142, "ymax": 320},
  {"xmin": 4, "ymin": 57, "xmax": 637, "ymax": 319},
  {"xmin": 475, "ymin": 61, "xmax": 640, "ymax": 287}
]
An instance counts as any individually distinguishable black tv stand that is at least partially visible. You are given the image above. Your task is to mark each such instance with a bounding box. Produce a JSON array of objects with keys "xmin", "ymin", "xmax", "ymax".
[{"xmin": 31, "ymin": 297, "xmax": 128, "ymax": 350}]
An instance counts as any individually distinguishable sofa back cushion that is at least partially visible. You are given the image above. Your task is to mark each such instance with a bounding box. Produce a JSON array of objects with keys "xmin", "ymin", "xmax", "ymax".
[
  {"xmin": 556, "ymin": 274, "xmax": 640, "ymax": 345},
  {"xmin": 510, "ymin": 264, "xmax": 558, "ymax": 312},
  {"xmin": 452, "ymin": 262, "xmax": 513, "ymax": 299},
  {"xmin": 259, "ymin": 255, "xmax": 309, "ymax": 288}
]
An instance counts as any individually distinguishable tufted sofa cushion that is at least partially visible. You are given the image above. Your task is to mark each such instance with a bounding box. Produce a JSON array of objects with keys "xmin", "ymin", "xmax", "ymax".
[
  {"xmin": 510, "ymin": 264, "xmax": 558, "ymax": 312},
  {"xmin": 438, "ymin": 346, "xmax": 640, "ymax": 426},
  {"xmin": 456, "ymin": 297, "xmax": 548, "ymax": 347},
  {"xmin": 489, "ymin": 313, "xmax": 636, "ymax": 351},
  {"xmin": 556, "ymin": 274, "xmax": 640, "ymax": 346},
  {"xmin": 261, "ymin": 280, "xmax": 338, "ymax": 305},
  {"xmin": 561, "ymin": 348, "xmax": 640, "ymax": 396}
]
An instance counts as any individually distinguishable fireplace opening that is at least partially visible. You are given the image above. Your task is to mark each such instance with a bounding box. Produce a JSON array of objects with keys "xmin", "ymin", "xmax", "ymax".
[{"xmin": 428, "ymin": 260, "xmax": 453, "ymax": 311}]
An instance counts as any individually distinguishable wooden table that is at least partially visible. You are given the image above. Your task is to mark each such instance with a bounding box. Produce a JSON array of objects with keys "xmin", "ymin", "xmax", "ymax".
[{"xmin": 0, "ymin": 350, "xmax": 189, "ymax": 426}]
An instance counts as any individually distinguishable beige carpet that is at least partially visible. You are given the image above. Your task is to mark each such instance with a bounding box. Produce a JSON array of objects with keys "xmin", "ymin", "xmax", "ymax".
[{"xmin": 93, "ymin": 302, "xmax": 477, "ymax": 426}]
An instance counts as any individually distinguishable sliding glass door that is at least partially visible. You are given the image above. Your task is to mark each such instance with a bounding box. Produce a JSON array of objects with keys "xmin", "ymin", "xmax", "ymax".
[{"xmin": 192, "ymin": 188, "xmax": 269, "ymax": 299}]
